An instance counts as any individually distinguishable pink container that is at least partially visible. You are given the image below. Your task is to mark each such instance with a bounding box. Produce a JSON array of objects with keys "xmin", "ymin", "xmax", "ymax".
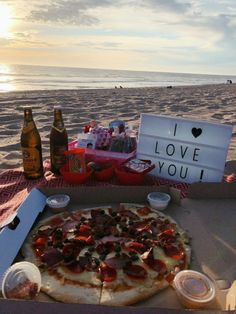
[{"xmin": 69, "ymin": 140, "xmax": 136, "ymax": 165}]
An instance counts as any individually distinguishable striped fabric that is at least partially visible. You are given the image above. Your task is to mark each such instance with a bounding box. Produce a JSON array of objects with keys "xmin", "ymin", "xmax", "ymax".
[{"xmin": 0, "ymin": 160, "xmax": 235, "ymax": 229}]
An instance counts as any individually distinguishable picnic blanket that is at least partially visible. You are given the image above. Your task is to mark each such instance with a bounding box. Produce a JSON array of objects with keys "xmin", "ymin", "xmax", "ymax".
[{"xmin": 1, "ymin": 159, "xmax": 235, "ymax": 229}]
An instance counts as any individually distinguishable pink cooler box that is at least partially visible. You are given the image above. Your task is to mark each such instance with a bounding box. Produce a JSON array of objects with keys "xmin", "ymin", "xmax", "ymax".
[{"xmin": 69, "ymin": 140, "xmax": 136, "ymax": 165}]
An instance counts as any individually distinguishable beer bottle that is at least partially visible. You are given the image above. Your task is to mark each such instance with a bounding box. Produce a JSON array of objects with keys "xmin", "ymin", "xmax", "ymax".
[
  {"xmin": 50, "ymin": 106, "xmax": 68, "ymax": 174},
  {"xmin": 21, "ymin": 106, "xmax": 44, "ymax": 179}
]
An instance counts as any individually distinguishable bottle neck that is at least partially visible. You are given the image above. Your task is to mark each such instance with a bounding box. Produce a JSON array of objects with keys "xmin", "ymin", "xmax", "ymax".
[
  {"xmin": 22, "ymin": 108, "xmax": 37, "ymax": 134},
  {"xmin": 24, "ymin": 108, "xmax": 33, "ymax": 122},
  {"xmin": 53, "ymin": 109, "xmax": 65, "ymax": 130}
]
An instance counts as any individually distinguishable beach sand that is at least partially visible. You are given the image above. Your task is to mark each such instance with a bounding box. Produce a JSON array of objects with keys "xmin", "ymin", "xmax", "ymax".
[{"xmin": 0, "ymin": 84, "xmax": 236, "ymax": 171}]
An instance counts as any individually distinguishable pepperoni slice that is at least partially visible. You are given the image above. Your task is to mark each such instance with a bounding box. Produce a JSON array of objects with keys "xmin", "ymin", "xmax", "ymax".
[
  {"xmin": 142, "ymin": 248, "xmax": 167, "ymax": 275},
  {"xmin": 149, "ymin": 259, "xmax": 167, "ymax": 275},
  {"xmin": 133, "ymin": 220, "xmax": 150, "ymax": 232},
  {"xmin": 105, "ymin": 254, "xmax": 130, "ymax": 269},
  {"xmin": 33, "ymin": 235, "xmax": 48, "ymax": 247},
  {"xmin": 79, "ymin": 224, "xmax": 91, "ymax": 236},
  {"xmin": 67, "ymin": 261, "xmax": 84, "ymax": 274},
  {"xmin": 62, "ymin": 243, "xmax": 80, "ymax": 262},
  {"xmin": 33, "ymin": 235, "xmax": 48, "ymax": 256},
  {"xmin": 96, "ymin": 241, "xmax": 115, "ymax": 255},
  {"xmin": 137, "ymin": 206, "xmax": 151, "ymax": 216},
  {"xmin": 99, "ymin": 263, "xmax": 117, "ymax": 282},
  {"xmin": 74, "ymin": 235, "xmax": 94, "ymax": 245},
  {"xmin": 123, "ymin": 264, "xmax": 147, "ymax": 279},
  {"xmin": 119, "ymin": 210, "xmax": 139, "ymax": 220},
  {"xmin": 159, "ymin": 232, "xmax": 176, "ymax": 245},
  {"xmin": 163, "ymin": 245, "xmax": 185, "ymax": 260},
  {"xmin": 124, "ymin": 242, "xmax": 146, "ymax": 254},
  {"xmin": 41, "ymin": 248, "xmax": 63, "ymax": 266}
]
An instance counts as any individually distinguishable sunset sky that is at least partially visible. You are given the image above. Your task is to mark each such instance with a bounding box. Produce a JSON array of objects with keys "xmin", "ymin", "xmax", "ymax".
[{"xmin": 0, "ymin": 0, "xmax": 236, "ymax": 75}]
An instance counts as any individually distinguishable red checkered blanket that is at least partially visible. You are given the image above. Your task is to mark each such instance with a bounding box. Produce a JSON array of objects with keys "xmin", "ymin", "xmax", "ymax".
[{"xmin": 0, "ymin": 160, "xmax": 235, "ymax": 229}]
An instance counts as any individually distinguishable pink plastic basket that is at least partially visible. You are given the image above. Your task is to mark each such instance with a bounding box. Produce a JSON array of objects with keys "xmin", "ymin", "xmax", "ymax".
[{"xmin": 69, "ymin": 140, "xmax": 136, "ymax": 165}]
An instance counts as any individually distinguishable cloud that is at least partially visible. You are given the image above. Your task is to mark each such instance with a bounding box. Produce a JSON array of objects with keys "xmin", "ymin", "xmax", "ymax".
[
  {"xmin": 138, "ymin": 0, "xmax": 192, "ymax": 14},
  {"xmin": 0, "ymin": 31, "xmax": 54, "ymax": 48},
  {"xmin": 27, "ymin": 0, "xmax": 115, "ymax": 25},
  {"xmin": 26, "ymin": 0, "xmax": 193, "ymax": 26}
]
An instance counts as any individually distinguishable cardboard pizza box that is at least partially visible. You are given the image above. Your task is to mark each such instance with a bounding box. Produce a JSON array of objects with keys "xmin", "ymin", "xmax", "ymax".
[
  {"xmin": 0, "ymin": 189, "xmax": 47, "ymax": 287},
  {"xmin": 0, "ymin": 182, "xmax": 236, "ymax": 313}
]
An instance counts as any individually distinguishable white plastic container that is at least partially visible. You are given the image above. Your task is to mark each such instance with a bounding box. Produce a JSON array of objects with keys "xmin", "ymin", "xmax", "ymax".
[
  {"xmin": 46, "ymin": 194, "xmax": 70, "ymax": 213},
  {"xmin": 147, "ymin": 191, "xmax": 171, "ymax": 210},
  {"xmin": 173, "ymin": 270, "xmax": 216, "ymax": 309},
  {"xmin": 1, "ymin": 261, "xmax": 41, "ymax": 300}
]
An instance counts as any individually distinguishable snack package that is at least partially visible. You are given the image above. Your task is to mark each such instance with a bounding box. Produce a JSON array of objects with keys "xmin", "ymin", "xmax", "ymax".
[
  {"xmin": 123, "ymin": 158, "xmax": 155, "ymax": 174},
  {"xmin": 83, "ymin": 121, "xmax": 111, "ymax": 150},
  {"xmin": 64, "ymin": 149, "xmax": 86, "ymax": 173}
]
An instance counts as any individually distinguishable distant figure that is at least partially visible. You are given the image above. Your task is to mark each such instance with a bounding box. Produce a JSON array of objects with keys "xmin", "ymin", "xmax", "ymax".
[
  {"xmin": 119, "ymin": 85, "xmax": 123, "ymax": 88},
  {"xmin": 167, "ymin": 85, "xmax": 173, "ymax": 89},
  {"xmin": 227, "ymin": 79, "xmax": 232, "ymax": 84},
  {"xmin": 115, "ymin": 86, "xmax": 118, "ymax": 89}
]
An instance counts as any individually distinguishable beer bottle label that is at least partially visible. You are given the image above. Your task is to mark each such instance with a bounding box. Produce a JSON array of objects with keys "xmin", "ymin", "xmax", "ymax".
[
  {"xmin": 52, "ymin": 126, "xmax": 65, "ymax": 133},
  {"xmin": 51, "ymin": 145, "xmax": 67, "ymax": 169},
  {"xmin": 22, "ymin": 147, "xmax": 41, "ymax": 172}
]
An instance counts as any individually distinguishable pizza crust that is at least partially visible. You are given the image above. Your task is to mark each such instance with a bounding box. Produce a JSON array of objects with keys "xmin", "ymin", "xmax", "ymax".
[
  {"xmin": 100, "ymin": 280, "xmax": 169, "ymax": 306},
  {"xmin": 41, "ymin": 270, "xmax": 102, "ymax": 304}
]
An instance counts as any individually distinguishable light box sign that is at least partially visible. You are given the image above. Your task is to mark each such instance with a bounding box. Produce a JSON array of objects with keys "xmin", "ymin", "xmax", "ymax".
[{"xmin": 137, "ymin": 114, "xmax": 233, "ymax": 183}]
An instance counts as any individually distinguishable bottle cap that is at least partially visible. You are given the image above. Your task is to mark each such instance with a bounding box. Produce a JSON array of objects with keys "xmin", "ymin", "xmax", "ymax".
[
  {"xmin": 53, "ymin": 105, "xmax": 62, "ymax": 110},
  {"xmin": 1, "ymin": 262, "xmax": 41, "ymax": 300},
  {"xmin": 23, "ymin": 106, "xmax": 32, "ymax": 110}
]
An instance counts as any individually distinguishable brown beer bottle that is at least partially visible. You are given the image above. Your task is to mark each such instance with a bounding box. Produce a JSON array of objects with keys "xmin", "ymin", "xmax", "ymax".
[
  {"xmin": 50, "ymin": 106, "xmax": 68, "ymax": 174},
  {"xmin": 21, "ymin": 106, "xmax": 44, "ymax": 179}
]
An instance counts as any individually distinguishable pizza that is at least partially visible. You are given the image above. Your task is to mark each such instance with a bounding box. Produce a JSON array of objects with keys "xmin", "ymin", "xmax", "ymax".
[{"xmin": 22, "ymin": 203, "xmax": 190, "ymax": 305}]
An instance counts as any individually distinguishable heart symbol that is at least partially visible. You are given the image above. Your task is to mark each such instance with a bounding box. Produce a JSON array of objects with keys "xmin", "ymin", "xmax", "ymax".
[{"xmin": 192, "ymin": 127, "xmax": 202, "ymax": 138}]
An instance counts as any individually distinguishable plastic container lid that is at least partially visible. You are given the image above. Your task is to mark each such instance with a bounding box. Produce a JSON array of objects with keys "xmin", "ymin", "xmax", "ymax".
[
  {"xmin": 147, "ymin": 192, "xmax": 171, "ymax": 210},
  {"xmin": 46, "ymin": 194, "xmax": 70, "ymax": 212},
  {"xmin": 173, "ymin": 270, "xmax": 216, "ymax": 308},
  {"xmin": 1, "ymin": 261, "xmax": 41, "ymax": 300}
]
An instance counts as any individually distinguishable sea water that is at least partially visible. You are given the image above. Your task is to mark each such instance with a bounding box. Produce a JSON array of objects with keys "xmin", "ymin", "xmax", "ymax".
[{"xmin": 0, "ymin": 63, "xmax": 235, "ymax": 92}]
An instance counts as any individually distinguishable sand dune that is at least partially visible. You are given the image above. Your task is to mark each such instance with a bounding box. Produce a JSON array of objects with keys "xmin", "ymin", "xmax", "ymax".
[{"xmin": 0, "ymin": 84, "xmax": 236, "ymax": 171}]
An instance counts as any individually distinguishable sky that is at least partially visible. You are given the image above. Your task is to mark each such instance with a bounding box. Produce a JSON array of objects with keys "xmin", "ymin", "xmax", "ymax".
[{"xmin": 0, "ymin": 0, "xmax": 236, "ymax": 75}]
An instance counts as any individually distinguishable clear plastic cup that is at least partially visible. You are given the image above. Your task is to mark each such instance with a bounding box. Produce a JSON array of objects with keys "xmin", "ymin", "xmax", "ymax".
[
  {"xmin": 147, "ymin": 192, "xmax": 171, "ymax": 210},
  {"xmin": 46, "ymin": 194, "xmax": 70, "ymax": 213},
  {"xmin": 1, "ymin": 261, "xmax": 41, "ymax": 300},
  {"xmin": 173, "ymin": 270, "xmax": 216, "ymax": 309}
]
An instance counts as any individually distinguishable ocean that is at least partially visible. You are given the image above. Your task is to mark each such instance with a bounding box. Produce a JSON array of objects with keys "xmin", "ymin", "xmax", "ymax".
[{"xmin": 0, "ymin": 63, "xmax": 235, "ymax": 92}]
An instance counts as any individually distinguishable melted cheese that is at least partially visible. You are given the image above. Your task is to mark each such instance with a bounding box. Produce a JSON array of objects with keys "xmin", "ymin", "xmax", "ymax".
[{"xmin": 153, "ymin": 246, "xmax": 178, "ymax": 270}]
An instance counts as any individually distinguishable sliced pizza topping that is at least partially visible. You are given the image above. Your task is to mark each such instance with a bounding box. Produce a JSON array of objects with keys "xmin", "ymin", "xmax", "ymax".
[
  {"xmin": 123, "ymin": 264, "xmax": 147, "ymax": 279},
  {"xmin": 163, "ymin": 244, "xmax": 185, "ymax": 261},
  {"xmin": 104, "ymin": 253, "xmax": 130, "ymax": 269},
  {"xmin": 41, "ymin": 248, "xmax": 63, "ymax": 267},
  {"xmin": 67, "ymin": 261, "xmax": 84, "ymax": 274},
  {"xmin": 142, "ymin": 248, "xmax": 167, "ymax": 277},
  {"xmin": 137, "ymin": 206, "xmax": 152, "ymax": 216},
  {"xmin": 99, "ymin": 263, "xmax": 117, "ymax": 282},
  {"xmin": 123, "ymin": 241, "xmax": 147, "ymax": 254}
]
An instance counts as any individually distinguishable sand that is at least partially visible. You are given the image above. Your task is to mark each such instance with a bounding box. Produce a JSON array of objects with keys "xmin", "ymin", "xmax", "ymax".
[{"xmin": 0, "ymin": 84, "xmax": 236, "ymax": 172}]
